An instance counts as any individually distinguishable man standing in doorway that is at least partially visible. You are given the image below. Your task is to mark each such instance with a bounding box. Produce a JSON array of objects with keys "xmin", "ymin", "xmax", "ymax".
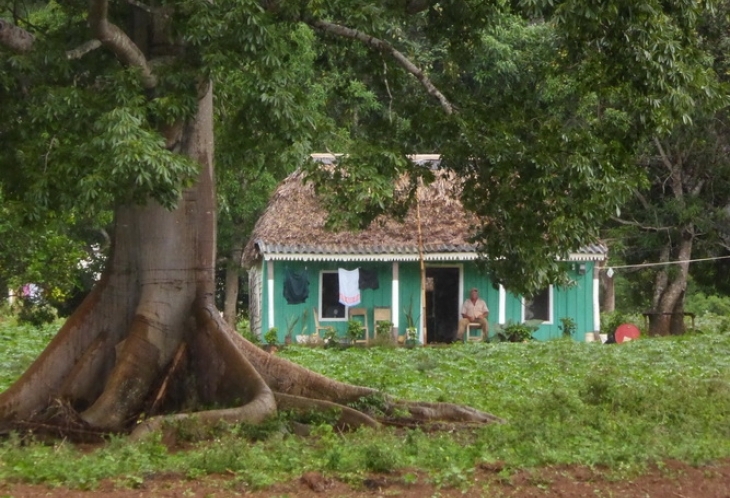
[{"xmin": 457, "ymin": 287, "xmax": 489, "ymax": 341}]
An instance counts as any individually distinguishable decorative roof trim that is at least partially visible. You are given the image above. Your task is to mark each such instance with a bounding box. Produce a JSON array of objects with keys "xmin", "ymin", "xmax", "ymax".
[
  {"xmin": 262, "ymin": 251, "xmax": 606, "ymax": 263},
  {"xmin": 263, "ymin": 252, "xmax": 477, "ymax": 262}
]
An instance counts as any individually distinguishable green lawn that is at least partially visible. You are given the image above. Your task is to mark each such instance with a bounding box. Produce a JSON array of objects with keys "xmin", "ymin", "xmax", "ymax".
[{"xmin": 2, "ymin": 319, "xmax": 730, "ymax": 489}]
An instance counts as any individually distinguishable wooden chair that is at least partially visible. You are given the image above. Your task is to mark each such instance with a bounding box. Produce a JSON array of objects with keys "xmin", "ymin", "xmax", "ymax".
[
  {"xmin": 465, "ymin": 322, "xmax": 484, "ymax": 342},
  {"xmin": 348, "ymin": 307, "xmax": 370, "ymax": 344},
  {"xmin": 373, "ymin": 307, "xmax": 392, "ymax": 337}
]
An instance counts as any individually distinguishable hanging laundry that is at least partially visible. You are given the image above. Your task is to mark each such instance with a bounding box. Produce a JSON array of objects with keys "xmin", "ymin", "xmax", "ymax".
[
  {"xmin": 338, "ymin": 268, "xmax": 361, "ymax": 306},
  {"xmin": 359, "ymin": 268, "xmax": 379, "ymax": 290},
  {"xmin": 283, "ymin": 268, "xmax": 310, "ymax": 304}
]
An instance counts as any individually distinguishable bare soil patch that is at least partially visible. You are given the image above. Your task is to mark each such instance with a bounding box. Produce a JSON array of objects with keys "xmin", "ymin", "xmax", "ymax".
[{"xmin": 3, "ymin": 460, "xmax": 730, "ymax": 497}]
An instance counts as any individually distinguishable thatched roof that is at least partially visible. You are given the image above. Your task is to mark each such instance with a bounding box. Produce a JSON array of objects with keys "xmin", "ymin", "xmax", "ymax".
[{"xmin": 242, "ymin": 154, "xmax": 607, "ymax": 267}]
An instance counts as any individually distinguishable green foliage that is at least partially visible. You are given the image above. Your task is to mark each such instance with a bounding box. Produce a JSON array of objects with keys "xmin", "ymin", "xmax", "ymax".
[
  {"xmin": 403, "ymin": 297, "xmax": 419, "ymax": 330},
  {"xmin": 346, "ymin": 319, "xmax": 364, "ymax": 342},
  {"xmin": 15, "ymin": 298, "xmax": 57, "ymax": 327},
  {"xmin": 347, "ymin": 393, "xmax": 388, "ymax": 417},
  {"xmin": 370, "ymin": 321, "xmax": 396, "ymax": 348},
  {"xmin": 600, "ymin": 311, "xmax": 639, "ymax": 336},
  {"xmin": 375, "ymin": 320, "xmax": 393, "ymax": 338},
  {"xmin": 0, "ymin": 320, "xmax": 59, "ymax": 391},
  {"xmin": 559, "ymin": 316, "xmax": 577, "ymax": 338},
  {"xmin": 322, "ymin": 326, "xmax": 337, "ymax": 346},
  {"xmin": 2, "ymin": 0, "xmax": 722, "ymax": 302},
  {"xmin": 685, "ymin": 292, "xmax": 730, "ymax": 317},
  {"xmin": 492, "ymin": 320, "xmax": 540, "ymax": 342},
  {"xmin": 264, "ymin": 327, "xmax": 278, "ymax": 346},
  {"xmin": 5, "ymin": 323, "xmax": 730, "ymax": 488}
]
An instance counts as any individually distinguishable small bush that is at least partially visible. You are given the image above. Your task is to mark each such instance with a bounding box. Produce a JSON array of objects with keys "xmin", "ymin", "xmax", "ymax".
[
  {"xmin": 264, "ymin": 327, "xmax": 278, "ymax": 345},
  {"xmin": 15, "ymin": 298, "xmax": 56, "ymax": 327},
  {"xmin": 685, "ymin": 292, "xmax": 730, "ymax": 316},
  {"xmin": 493, "ymin": 320, "xmax": 538, "ymax": 342},
  {"xmin": 362, "ymin": 444, "xmax": 397, "ymax": 473}
]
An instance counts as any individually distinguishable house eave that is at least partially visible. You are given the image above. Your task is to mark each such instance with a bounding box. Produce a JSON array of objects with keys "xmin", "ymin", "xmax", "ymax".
[
  {"xmin": 263, "ymin": 252, "xmax": 479, "ymax": 262},
  {"xmin": 260, "ymin": 251, "xmax": 606, "ymax": 263}
]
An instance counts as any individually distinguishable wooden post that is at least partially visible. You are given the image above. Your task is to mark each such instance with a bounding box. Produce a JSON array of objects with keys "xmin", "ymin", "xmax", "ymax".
[{"xmin": 416, "ymin": 178, "xmax": 427, "ymax": 344}]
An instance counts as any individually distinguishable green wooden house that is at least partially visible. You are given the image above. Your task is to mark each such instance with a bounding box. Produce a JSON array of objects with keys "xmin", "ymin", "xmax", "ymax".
[{"xmin": 242, "ymin": 155, "xmax": 606, "ymax": 345}]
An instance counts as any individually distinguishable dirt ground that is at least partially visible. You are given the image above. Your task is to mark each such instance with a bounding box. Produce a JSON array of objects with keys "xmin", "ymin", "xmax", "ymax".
[{"xmin": 3, "ymin": 459, "xmax": 730, "ymax": 497}]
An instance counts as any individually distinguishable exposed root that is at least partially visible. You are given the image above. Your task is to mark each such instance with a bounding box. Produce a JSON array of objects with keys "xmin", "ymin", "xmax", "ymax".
[
  {"xmin": 149, "ymin": 342, "xmax": 188, "ymax": 416},
  {"xmin": 0, "ymin": 398, "xmax": 107, "ymax": 442},
  {"xmin": 129, "ymin": 303, "xmax": 279, "ymax": 441},
  {"xmin": 129, "ymin": 390, "xmax": 277, "ymax": 441},
  {"xmin": 387, "ymin": 400, "xmax": 506, "ymax": 425},
  {"xmin": 0, "ymin": 272, "xmax": 132, "ymax": 425},
  {"xmin": 275, "ymin": 392, "xmax": 380, "ymax": 430}
]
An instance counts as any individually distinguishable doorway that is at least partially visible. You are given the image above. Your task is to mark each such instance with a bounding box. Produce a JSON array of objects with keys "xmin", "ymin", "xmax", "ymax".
[{"xmin": 425, "ymin": 267, "xmax": 460, "ymax": 343}]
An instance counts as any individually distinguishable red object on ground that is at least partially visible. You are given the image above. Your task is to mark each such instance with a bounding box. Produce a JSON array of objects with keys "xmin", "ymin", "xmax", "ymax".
[{"xmin": 615, "ymin": 323, "xmax": 640, "ymax": 343}]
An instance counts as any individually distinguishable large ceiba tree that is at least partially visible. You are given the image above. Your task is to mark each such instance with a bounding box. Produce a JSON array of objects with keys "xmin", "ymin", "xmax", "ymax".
[{"xmin": 0, "ymin": 0, "xmax": 713, "ymax": 437}]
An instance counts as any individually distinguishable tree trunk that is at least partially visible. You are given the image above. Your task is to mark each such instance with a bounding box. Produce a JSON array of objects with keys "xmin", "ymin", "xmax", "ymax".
[
  {"xmin": 223, "ymin": 243, "xmax": 244, "ymax": 326},
  {"xmin": 0, "ymin": 87, "xmax": 502, "ymax": 438},
  {"xmin": 647, "ymin": 235, "xmax": 692, "ymax": 337},
  {"xmin": 599, "ymin": 261, "xmax": 615, "ymax": 313}
]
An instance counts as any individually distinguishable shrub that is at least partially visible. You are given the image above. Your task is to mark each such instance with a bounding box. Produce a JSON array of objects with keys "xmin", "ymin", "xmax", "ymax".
[
  {"xmin": 493, "ymin": 320, "xmax": 539, "ymax": 342},
  {"xmin": 15, "ymin": 298, "xmax": 56, "ymax": 327},
  {"xmin": 264, "ymin": 327, "xmax": 278, "ymax": 346},
  {"xmin": 346, "ymin": 319, "xmax": 364, "ymax": 342},
  {"xmin": 559, "ymin": 317, "xmax": 577, "ymax": 338}
]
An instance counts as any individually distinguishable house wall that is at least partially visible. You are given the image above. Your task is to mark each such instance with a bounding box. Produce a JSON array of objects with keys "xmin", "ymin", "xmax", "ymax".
[
  {"xmin": 258, "ymin": 259, "xmax": 599, "ymax": 344},
  {"xmin": 261, "ymin": 260, "xmax": 394, "ymax": 343},
  {"xmin": 500, "ymin": 261, "xmax": 597, "ymax": 340}
]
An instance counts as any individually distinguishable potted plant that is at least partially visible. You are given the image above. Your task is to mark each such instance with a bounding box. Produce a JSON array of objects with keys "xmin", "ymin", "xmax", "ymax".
[
  {"xmin": 403, "ymin": 299, "xmax": 420, "ymax": 347},
  {"xmin": 559, "ymin": 316, "xmax": 577, "ymax": 338},
  {"xmin": 322, "ymin": 326, "xmax": 337, "ymax": 349},
  {"xmin": 375, "ymin": 320, "xmax": 393, "ymax": 338},
  {"xmin": 263, "ymin": 327, "xmax": 279, "ymax": 353},
  {"xmin": 346, "ymin": 319, "xmax": 364, "ymax": 344},
  {"xmin": 493, "ymin": 320, "xmax": 540, "ymax": 343},
  {"xmin": 405, "ymin": 326, "xmax": 418, "ymax": 348}
]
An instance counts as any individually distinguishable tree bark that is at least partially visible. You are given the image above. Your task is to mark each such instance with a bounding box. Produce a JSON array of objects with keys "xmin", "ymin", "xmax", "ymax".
[
  {"xmin": 223, "ymin": 242, "xmax": 244, "ymax": 326},
  {"xmin": 598, "ymin": 260, "xmax": 615, "ymax": 313},
  {"xmin": 0, "ymin": 19, "xmax": 35, "ymax": 53},
  {"xmin": 647, "ymin": 234, "xmax": 692, "ymax": 336}
]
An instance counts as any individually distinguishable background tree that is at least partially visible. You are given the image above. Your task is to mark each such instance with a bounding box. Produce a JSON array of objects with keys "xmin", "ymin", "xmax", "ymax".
[{"xmin": 603, "ymin": 2, "xmax": 730, "ymax": 335}]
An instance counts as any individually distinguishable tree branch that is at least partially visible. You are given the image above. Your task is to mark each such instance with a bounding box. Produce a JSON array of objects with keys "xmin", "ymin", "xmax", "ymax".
[
  {"xmin": 66, "ymin": 39, "xmax": 102, "ymax": 59},
  {"xmin": 610, "ymin": 216, "xmax": 674, "ymax": 232},
  {"xmin": 307, "ymin": 19, "xmax": 453, "ymax": 115},
  {"xmin": 653, "ymin": 136, "xmax": 675, "ymax": 172},
  {"xmin": 0, "ymin": 18, "xmax": 35, "ymax": 53},
  {"xmin": 88, "ymin": 0, "xmax": 157, "ymax": 89}
]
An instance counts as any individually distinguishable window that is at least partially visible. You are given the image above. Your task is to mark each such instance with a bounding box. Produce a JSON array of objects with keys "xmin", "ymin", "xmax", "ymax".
[
  {"xmin": 320, "ymin": 272, "xmax": 346, "ymax": 319},
  {"xmin": 523, "ymin": 286, "xmax": 552, "ymax": 323}
]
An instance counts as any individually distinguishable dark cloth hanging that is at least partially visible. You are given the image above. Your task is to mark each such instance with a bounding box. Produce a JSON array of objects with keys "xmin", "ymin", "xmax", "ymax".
[
  {"xmin": 359, "ymin": 268, "xmax": 380, "ymax": 290},
  {"xmin": 284, "ymin": 268, "xmax": 310, "ymax": 304}
]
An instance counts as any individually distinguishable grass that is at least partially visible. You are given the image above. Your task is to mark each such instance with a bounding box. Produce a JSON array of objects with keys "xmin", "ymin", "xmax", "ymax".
[{"xmin": 2, "ymin": 318, "xmax": 730, "ymax": 490}]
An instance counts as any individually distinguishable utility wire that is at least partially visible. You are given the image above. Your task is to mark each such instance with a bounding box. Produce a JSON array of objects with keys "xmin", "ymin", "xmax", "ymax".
[{"xmin": 605, "ymin": 254, "xmax": 730, "ymax": 270}]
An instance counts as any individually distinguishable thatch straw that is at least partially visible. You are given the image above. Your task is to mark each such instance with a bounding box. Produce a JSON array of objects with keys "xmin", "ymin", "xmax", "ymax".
[{"xmin": 242, "ymin": 162, "xmax": 474, "ymax": 266}]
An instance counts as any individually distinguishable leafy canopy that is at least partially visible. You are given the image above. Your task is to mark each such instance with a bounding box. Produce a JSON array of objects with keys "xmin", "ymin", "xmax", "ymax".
[{"xmin": 0, "ymin": 0, "xmax": 720, "ymax": 296}]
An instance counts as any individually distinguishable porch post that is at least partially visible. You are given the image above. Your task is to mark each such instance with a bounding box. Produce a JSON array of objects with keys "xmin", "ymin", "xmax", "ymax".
[
  {"xmin": 499, "ymin": 284, "xmax": 506, "ymax": 324},
  {"xmin": 392, "ymin": 262, "xmax": 400, "ymax": 333},
  {"xmin": 593, "ymin": 263, "xmax": 600, "ymax": 332},
  {"xmin": 267, "ymin": 260, "xmax": 275, "ymax": 330}
]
